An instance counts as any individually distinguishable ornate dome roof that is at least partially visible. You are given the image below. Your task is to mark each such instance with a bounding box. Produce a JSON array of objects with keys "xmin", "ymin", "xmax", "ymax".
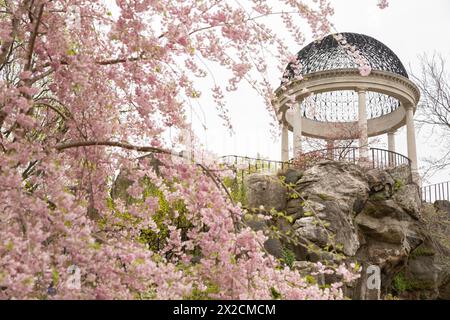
[{"xmin": 284, "ymin": 32, "xmax": 408, "ymax": 80}]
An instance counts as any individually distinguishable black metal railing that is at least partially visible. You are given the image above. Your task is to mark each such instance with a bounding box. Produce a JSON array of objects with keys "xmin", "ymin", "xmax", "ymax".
[
  {"xmin": 220, "ymin": 148, "xmax": 412, "ymax": 186},
  {"xmin": 421, "ymin": 181, "xmax": 450, "ymax": 203},
  {"xmin": 221, "ymin": 148, "xmax": 411, "ymax": 174},
  {"xmin": 299, "ymin": 147, "xmax": 411, "ymax": 170},
  {"xmin": 220, "ymin": 155, "xmax": 291, "ymax": 175},
  {"xmin": 221, "ymin": 153, "xmax": 450, "ymax": 205},
  {"xmin": 370, "ymin": 147, "xmax": 411, "ymax": 169}
]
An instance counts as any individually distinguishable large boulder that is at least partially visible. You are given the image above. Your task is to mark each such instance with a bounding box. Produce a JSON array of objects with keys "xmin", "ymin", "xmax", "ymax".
[
  {"xmin": 244, "ymin": 173, "xmax": 287, "ymax": 211},
  {"xmin": 393, "ymin": 184, "xmax": 422, "ymax": 220},
  {"xmin": 292, "ymin": 161, "xmax": 369, "ymax": 256},
  {"xmin": 366, "ymin": 168, "xmax": 395, "ymax": 194}
]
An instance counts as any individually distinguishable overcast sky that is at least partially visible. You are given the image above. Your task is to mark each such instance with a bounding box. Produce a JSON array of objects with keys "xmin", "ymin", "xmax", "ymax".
[{"xmin": 187, "ymin": 0, "xmax": 450, "ymax": 185}]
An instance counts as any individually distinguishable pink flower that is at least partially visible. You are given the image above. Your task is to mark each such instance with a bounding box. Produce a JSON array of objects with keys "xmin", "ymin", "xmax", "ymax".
[
  {"xmin": 49, "ymin": 83, "xmax": 58, "ymax": 92},
  {"xmin": 177, "ymin": 36, "xmax": 189, "ymax": 47},
  {"xmin": 19, "ymin": 71, "xmax": 32, "ymax": 80},
  {"xmin": 232, "ymin": 63, "xmax": 250, "ymax": 78},
  {"xmin": 378, "ymin": 0, "xmax": 389, "ymax": 9},
  {"xmin": 359, "ymin": 64, "xmax": 372, "ymax": 76}
]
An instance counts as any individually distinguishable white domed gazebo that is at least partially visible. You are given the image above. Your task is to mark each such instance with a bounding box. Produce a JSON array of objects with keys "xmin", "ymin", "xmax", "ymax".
[{"xmin": 272, "ymin": 32, "xmax": 420, "ymax": 182}]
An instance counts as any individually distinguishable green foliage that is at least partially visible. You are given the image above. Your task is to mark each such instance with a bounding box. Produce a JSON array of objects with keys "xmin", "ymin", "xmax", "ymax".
[
  {"xmin": 185, "ymin": 282, "xmax": 220, "ymax": 300},
  {"xmin": 281, "ymin": 248, "xmax": 296, "ymax": 268},
  {"xmin": 305, "ymin": 275, "xmax": 317, "ymax": 285},
  {"xmin": 51, "ymin": 268, "xmax": 59, "ymax": 286},
  {"xmin": 138, "ymin": 178, "xmax": 191, "ymax": 252},
  {"xmin": 270, "ymin": 287, "xmax": 282, "ymax": 299},
  {"xmin": 392, "ymin": 272, "xmax": 434, "ymax": 294},
  {"xmin": 351, "ymin": 261, "xmax": 361, "ymax": 272},
  {"xmin": 303, "ymin": 211, "xmax": 314, "ymax": 217},
  {"xmin": 289, "ymin": 192, "xmax": 299, "ymax": 199},
  {"xmin": 223, "ymin": 176, "xmax": 247, "ymax": 205},
  {"xmin": 284, "ymin": 215, "xmax": 294, "ymax": 224},
  {"xmin": 107, "ymin": 175, "xmax": 192, "ymax": 253},
  {"xmin": 334, "ymin": 243, "xmax": 344, "ymax": 252},
  {"xmin": 392, "ymin": 273, "xmax": 408, "ymax": 293},
  {"xmin": 394, "ymin": 179, "xmax": 403, "ymax": 191},
  {"xmin": 410, "ymin": 246, "xmax": 435, "ymax": 258}
]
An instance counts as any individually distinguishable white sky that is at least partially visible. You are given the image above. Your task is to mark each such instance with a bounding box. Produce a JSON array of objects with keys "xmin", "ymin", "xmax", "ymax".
[{"xmin": 186, "ymin": 0, "xmax": 450, "ymax": 184}]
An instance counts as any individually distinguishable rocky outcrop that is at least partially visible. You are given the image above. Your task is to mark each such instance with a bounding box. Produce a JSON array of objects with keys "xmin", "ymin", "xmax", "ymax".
[
  {"xmin": 397, "ymin": 202, "xmax": 450, "ymax": 299},
  {"xmin": 245, "ymin": 173, "xmax": 287, "ymax": 212},
  {"xmin": 245, "ymin": 160, "xmax": 450, "ymax": 300}
]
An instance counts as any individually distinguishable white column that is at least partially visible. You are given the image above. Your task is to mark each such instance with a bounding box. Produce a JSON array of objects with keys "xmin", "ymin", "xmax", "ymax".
[
  {"xmin": 292, "ymin": 104, "xmax": 302, "ymax": 157},
  {"xmin": 358, "ymin": 89, "xmax": 368, "ymax": 160},
  {"xmin": 281, "ymin": 123, "xmax": 289, "ymax": 162},
  {"xmin": 387, "ymin": 130, "xmax": 396, "ymax": 166},
  {"xmin": 405, "ymin": 104, "xmax": 419, "ymax": 182},
  {"xmin": 387, "ymin": 131, "xmax": 396, "ymax": 152}
]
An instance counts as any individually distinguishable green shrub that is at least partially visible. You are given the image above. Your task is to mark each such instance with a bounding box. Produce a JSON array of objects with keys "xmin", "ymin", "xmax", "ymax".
[
  {"xmin": 223, "ymin": 175, "xmax": 247, "ymax": 205},
  {"xmin": 392, "ymin": 272, "xmax": 434, "ymax": 294},
  {"xmin": 281, "ymin": 248, "xmax": 296, "ymax": 268}
]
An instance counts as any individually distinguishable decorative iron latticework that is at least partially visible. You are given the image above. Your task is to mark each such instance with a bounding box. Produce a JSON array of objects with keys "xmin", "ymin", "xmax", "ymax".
[
  {"xmin": 366, "ymin": 91, "xmax": 401, "ymax": 118},
  {"xmin": 299, "ymin": 90, "xmax": 401, "ymax": 122},
  {"xmin": 284, "ymin": 32, "xmax": 408, "ymax": 80}
]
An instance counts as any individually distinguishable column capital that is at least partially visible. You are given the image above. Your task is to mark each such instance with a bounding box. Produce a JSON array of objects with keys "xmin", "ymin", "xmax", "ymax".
[
  {"xmin": 403, "ymin": 102, "xmax": 415, "ymax": 110},
  {"xmin": 276, "ymin": 110, "xmax": 283, "ymax": 122},
  {"xmin": 356, "ymin": 87, "xmax": 368, "ymax": 93}
]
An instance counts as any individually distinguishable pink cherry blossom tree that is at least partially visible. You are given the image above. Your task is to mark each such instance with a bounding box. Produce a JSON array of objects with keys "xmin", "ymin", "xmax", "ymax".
[{"xmin": 0, "ymin": 0, "xmax": 386, "ymax": 299}]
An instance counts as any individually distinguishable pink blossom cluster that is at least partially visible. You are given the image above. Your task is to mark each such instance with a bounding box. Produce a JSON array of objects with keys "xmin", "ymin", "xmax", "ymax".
[
  {"xmin": 0, "ymin": 0, "xmax": 375, "ymax": 300},
  {"xmin": 333, "ymin": 33, "xmax": 372, "ymax": 76}
]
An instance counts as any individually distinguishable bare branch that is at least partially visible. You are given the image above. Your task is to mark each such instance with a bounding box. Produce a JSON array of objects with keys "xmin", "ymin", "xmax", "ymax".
[
  {"xmin": 33, "ymin": 102, "xmax": 68, "ymax": 120},
  {"xmin": 411, "ymin": 53, "xmax": 450, "ymax": 179},
  {"xmin": 23, "ymin": 3, "xmax": 44, "ymax": 72},
  {"xmin": 55, "ymin": 140, "xmax": 175, "ymax": 155}
]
